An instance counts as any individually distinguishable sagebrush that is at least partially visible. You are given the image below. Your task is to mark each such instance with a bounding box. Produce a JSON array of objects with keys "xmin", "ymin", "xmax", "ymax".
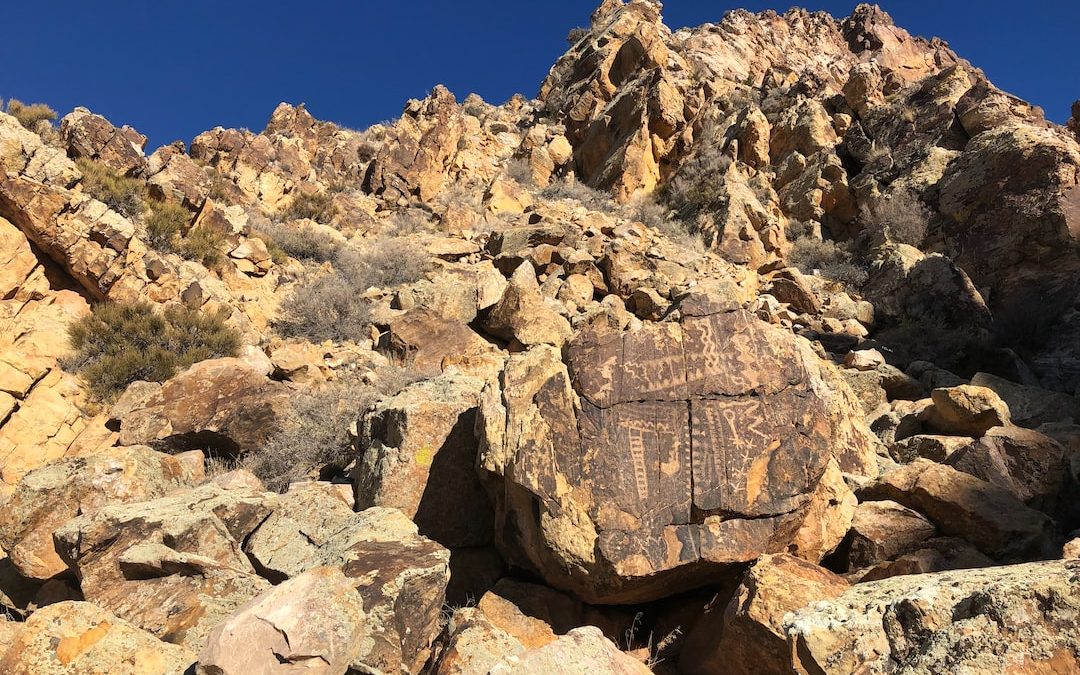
[
  {"xmin": 65, "ymin": 301, "xmax": 240, "ymax": 400},
  {"xmin": 5, "ymin": 98, "xmax": 57, "ymax": 130},
  {"xmin": 862, "ymin": 188, "xmax": 931, "ymax": 247},
  {"xmin": 279, "ymin": 191, "xmax": 337, "ymax": 224},
  {"xmin": 244, "ymin": 365, "xmax": 422, "ymax": 491}
]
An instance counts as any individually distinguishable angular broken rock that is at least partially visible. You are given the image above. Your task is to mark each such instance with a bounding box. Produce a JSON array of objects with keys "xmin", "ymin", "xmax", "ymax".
[
  {"xmin": 53, "ymin": 484, "xmax": 275, "ymax": 650},
  {"xmin": 109, "ymin": 357, "xmax": 291, "ymax": 456},
  {"xmin": 493, "ymin": 626, "xmax": 652, "ymax": 675},
  {"xmin": 944, "ymin": 424, "xmax": 1066, "ymax": 512},
  {"xmin": 0, "ymin": 601, "xmax": 194, "ymax": 675},
  {"xmin": 0, "ymin": 445, "xmax": 200, "ymax": 581},
  {"xmin": 242, "ymin": 490, "xmax": 451, "ymax": 675},
  {"xmin": 59, "ymin": 108, "xmax": 148, "ymax": 176},
  {"xmin": 434, "ymin": 607, "xmax": 525, "ymax": 675},
  {"xmin": 858, "ymin": 460, "xmax": 1056, "ymax": 562},
  {"xmin": 484, "ymin": 262, "xmax": 573, "ymax": 347},
  {"xmin": 196, "ymin": 567, "xmax": 366, "ymax": 675},
  {"xmin": 355, "ymin": 372, "xmax": 492, "ymax": 548},
  {"xmin": 785, "ymin": 559, "xmax": 1080, "ymax": 674},
  {"xmin": 478, "ymin": 307, "xmax": 877, "ymax": 603},
  {"xmin": 680, "ymin": 554, "xmax": 848, "ymax": 675},
  {"xmin": 841, "ymin": 500, "xmax": 936, "ymax": 570}
]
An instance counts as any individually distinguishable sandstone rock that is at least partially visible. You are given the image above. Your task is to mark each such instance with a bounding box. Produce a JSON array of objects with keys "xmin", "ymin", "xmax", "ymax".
[
  {"xmin": 242, "ymin": 494, "xmax": 451, "ymax": 675},
  {"xmin": 0, "ymin": 601, "xmax": 193, "ymax": 675},
  {"xmin": 887, "ymin": 433, "xmax": 972, "ymax": 463},
  {"xmin": 0, "ymin": 112, "xmax": 79, "ymax": 187},
  {"xmin": 857, "ymin": 536, "xmax": 995, "ymax": 582},
  {"xmin": 53, "ymin": 485, "xmax": 275, "ymax": 650},
  {"xmin": 484, "ymin": 262, "xmax": 573, "ymax": 347},
  {"xmin": 356, "ymin": 373, "xmax": 491, "ymax": 547},
  {"xmin": 858, "ymin": 460, "xmax": 1055, "ymax": 561},
  {"xmin": 384, "ymin": 308, "xmax": 505, "ymax": 381},
  {"xmin": 0, "ymin": 446, "xmax": 199, "ymax": 581},
  {"xmin": 925, "ymin": 384, "xmax": 1011, "ymax": 437},
  {"xmin": 842, "ymin": 348, "xmax": 885, "ymax": 371},
  {"xmin": 59, "ymin": 108, "xmax": 147, "ymax": 176},
  {"xmin": 680, "ymin": 554, "xmax": 847, "ymax": 675},
  {"xmin": 109, "ymin": 357, "xmax": 291, "ymax": 456},
  {"xmin": 145, "ymin": 143, "xmax": 212, "ymax": 207},
  {"xmin": 196, "ymin": 567, "xmax": 366, "ymax": 675},
  {"xmin": 434, "ymin": 607, "xmax": 525, "ymax": 675},
  {"xmin": 479, "ymin": 308, "xmax": 876, "ymax": 603},
  {"xmin": 785, "ymin": 559, "xmax": 1080, "ymax": 674},
  {"xmin": 841, "ymin": 500, "xmax": 936, "ymax": 569},
  {"xmin": 0, "ymin": 216, "xmax": 38, "ymax": 299},
  {"xmin": 494, "ymin": 626, "xmax": 652, "ymax": 675},
  {"xmin": 945, "ymin": 424, "xmax": 1066, "ymax": 511}
]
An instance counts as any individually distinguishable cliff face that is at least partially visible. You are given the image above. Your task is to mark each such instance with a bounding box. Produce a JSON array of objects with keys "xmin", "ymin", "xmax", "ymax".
[{"xmin": 0, "ymin": 2, "xmax": 1079, "ymax": 673}]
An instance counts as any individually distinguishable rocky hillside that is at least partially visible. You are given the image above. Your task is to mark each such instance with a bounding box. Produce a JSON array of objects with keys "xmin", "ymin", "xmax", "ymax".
[{"xmin": 0, "ymin": 1, "xmax": 1078, "ymax": 673}]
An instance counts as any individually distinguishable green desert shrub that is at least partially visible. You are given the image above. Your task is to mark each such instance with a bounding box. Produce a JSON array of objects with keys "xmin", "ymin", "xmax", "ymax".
[
  {"xmin": 66, "ymin": 301, "xmax": 241, "ymax": 400},
  {"xmin": 75, "ymin": 157, "xmax": 146, "ymax": 218},
  {"xmin": 5, "ymin": 98, "xmax": 57, "ymax": 130},
  {"xmin": 144, "ymin": 200, "xmax": 226, "ymax": 268},
  {"xmin": 279, "ymin": 191, "xmax": 337, "ymax": 224}
]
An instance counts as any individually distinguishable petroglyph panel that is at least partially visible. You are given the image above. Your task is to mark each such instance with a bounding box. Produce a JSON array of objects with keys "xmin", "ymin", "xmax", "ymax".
[
  {"xmin": 579, "ymin": 400, "xmax": 691, "ymax": 530},
  {"xmin": 568, "ymin": 322, "xmax": 687, "ymax": 407},
  {"xmin": 683, "ymin": 310, "xmax": 806, "ymax": 397}
]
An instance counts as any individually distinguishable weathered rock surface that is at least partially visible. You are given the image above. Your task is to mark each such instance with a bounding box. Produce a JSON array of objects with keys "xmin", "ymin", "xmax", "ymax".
[
  {"xmin": 785, "ymin": 559, "xmax": 1080, "ymax": 674},
  {"xmin": 109, "ymin": 357, "xmax": 291, "ymax": 455},
  {"xmin": 680, "ymin": 554, "xmax": 848, "ymax": 675},
  {"xmin": 60, "ymin": 108, "xmax": 147, "ymax": 176},
  {"xmin": 0, "ymin": 446, "xmax": 199, "ymax": 581},
  {"xmin": 494, "ymin": 626, "xmax": 652, "ymax": 675},
  {"xmin": 196, "ymin": 566, "xmax": 366, "ymax": 675},
  {"xmin": 840, "ymin": 499, "xmax": 937, "ymax": 570},
  {"xmin": 356, "ymin": 372, "xmax": 491, "ymax": 547},
  {"xmin": 0, "ymin": 601, "xmax": 194, "ymax": 675},
  {"xmin": 53, "ymin": 485, "xmax": 274, "ymax": 650},
  {"xmin": 859, "ymin": 460, "xmax": 1056, "ymax": 561},
  {"xmin": 479, "ymin": 307, "xmax": 876, "ymax": 603}
]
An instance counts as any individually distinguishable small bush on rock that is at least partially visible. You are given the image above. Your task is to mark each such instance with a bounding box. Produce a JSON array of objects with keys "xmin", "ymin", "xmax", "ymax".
[
  {"xmin": 275, "ymin": 239, "xmax": 431, "ymax": 343},
  {"xmin": 65, "ymin": 301, "xmax": 241, "ymax": 401},
  {"xmin": 279, "ymin": 191, "xmax": 337, "ymax": 224},
  {"xmin": 5, "ymin": 98, "xmax": 57, "ymax": 130},
  {"xmin": 660, "ymin": 123, "xmax": 733, "ymax": 220},
  {"xmin": 251, "ymin": 219, "xmax": 341, "ymax": 263},
  {"xmin": 539, "ymin": 177, "xmax": 618, "ymax": 213},
  {"xmin": 76, "ymin": 157, "xmax": 146, "ymax": 218},
  {"xmin": 862, "ymin": 188, "xmax": 931, "ymax": 247},
  {"xmin": 244, "ymin": 365, "xmax": 422, "ymax": 491},
  {"xmin": 789, "ymin": 236, "xmax": 868, "ymax": 288}
]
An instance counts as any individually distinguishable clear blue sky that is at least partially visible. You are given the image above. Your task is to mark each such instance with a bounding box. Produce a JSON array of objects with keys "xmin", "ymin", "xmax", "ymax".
[{"xmin": 2, "ymin": 1, "xmax": 1076, "ymax": 151}]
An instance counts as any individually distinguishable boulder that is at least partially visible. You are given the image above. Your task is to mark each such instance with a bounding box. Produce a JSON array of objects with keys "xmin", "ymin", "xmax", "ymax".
[
  {"xmin": 858, "ymin": 460, "xmax": 1056, "ymax": 561},
  {"xmin": 887, "ymin": 434, "xmax": 971, "ymax": 463},
  {"xmin": 484, "ymin": 262, "xmax": 573, "ymax": 347},
  {"xmin": 945, "ymin": 425, "xmax": 1066, "ymax": 511},
  {"xmin": 840, "ymin": 500, "xmax": 936, "ymax": 570},
  {"xmin": 109, "ymin": 357, "xmax": 291, "ymax": 456},
  {"xmin": 0, "ymin": 601, "xmax": 194, "ymax": 675},
  {"xmin": 196, "ymin": 567, "xmax": 366, "ymax": 675},
  {"xmin": 970, "ymin": 371, "xmax": 1080, "ymax": 427},
  {"xmin": 478, "ymin": 308, "xmax": 877, "ymax": 603},
  {"xmin": 242, "ymin": 491, "xmax": 451, "ymax": 675},
  {"xmin": 434, "ymin": 607, "xmax": 525, "ymax": 675},
  {"xmin": 356, "ymin": 372, "xmax": 492, "ymax": 547},
  {"xmin": 53, "ymin": 484, "xmax": 275, "ymax": 650},
  {"xmin": 857, "ymin": 536, "xmax": 995, "ymax": 582},
  {"xmin": 0, "ymin": 446, "xmax": 200, "ymax": 581},
  {"xmin": 680, "ymin": 554, "xmax": 848, "ymax": 675},
  {"xmin": 925, "ymin": 385, "xmax": 1011, "ymax": 437},
  {"xmin": 785, "ymin": 559, "xmax": 1080, "ymax": 674},
  {"xmin": 383, "ymin": 308, "xmax": 505, "ymax": 381}
]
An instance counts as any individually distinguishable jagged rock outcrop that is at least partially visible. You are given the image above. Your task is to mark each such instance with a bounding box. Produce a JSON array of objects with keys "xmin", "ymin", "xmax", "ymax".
[{"xmin": 59, "ymin": 108, "xmax": 148, "ymax": 176}]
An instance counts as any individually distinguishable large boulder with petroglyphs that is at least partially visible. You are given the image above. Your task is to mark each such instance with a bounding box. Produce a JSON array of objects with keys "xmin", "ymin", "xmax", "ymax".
[{"xmin": 477, "ymin": 302, "xmax": 877, "ymax": 604}]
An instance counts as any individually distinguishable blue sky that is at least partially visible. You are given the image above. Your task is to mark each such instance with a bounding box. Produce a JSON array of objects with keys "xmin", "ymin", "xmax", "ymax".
[{"xmin": 2, "ymin": 1, "xmax": 1076, "ymax": 150}]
